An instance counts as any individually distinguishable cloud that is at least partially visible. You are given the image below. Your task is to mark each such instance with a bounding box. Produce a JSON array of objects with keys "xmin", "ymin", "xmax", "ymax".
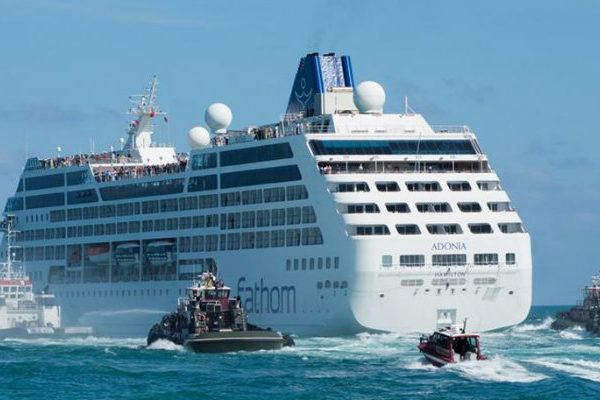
[{"xmin": 0, "ymin": 103, "xmax": 121, "ymax": 124}]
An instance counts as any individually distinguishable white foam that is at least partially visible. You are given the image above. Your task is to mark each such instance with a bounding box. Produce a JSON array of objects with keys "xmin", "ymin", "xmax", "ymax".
[
  {"xmin": 2, "ymin": 336, "xmax": 144, "ymax": 349},
  {"xmin": 511, "ymin": 317, "xmax": 554, "ymax": 333},
  {"xmin": 559, "ymin": 330, "xmax": 583, "ymax": 340},
  {"xmin": 405, "ymin": 360, "xmax": 438, "ymax": 371},
  {"xmin": 447, "ymin": 357, "xmax": 548, "ymax": 383},
  {"xmin": 531, "ymin": 359, "xmax": 600, "ymax": 382},
  {"xmin": 146, "ymin": 339, "xmax": 184, "ymax": 352}
]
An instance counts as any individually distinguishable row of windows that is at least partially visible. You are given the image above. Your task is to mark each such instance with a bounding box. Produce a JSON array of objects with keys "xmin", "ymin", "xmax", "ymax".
[
  {"xmin": 309, "ymin": 140, "xmax": 477, "ymax": 156},
  {"xmin": 349, "ymin": 223, "xmax": 525, "ymax": 236},
  {"xmin": 339, "ymin": 201, "xmax": 513, "ymax": 214},
  {"xmin": 221, "ymin": 165, "xmax": 301, "ymax": 189},
  {"xmin": 21, "ymin": 170, "xmax": 92, "ymax": 192},
  {"xmin": 316, "ymin": 280, "xmax": 348, "ymax": 290},
  {"xmin": 99, "ymin": 179, "xmax": 185, "ymax": 201},
  {"xmin": 179, "ymin": 227, "xmax": 324, "ymax": 251},
  {"xmin": 46, "ymin": 185, "xmax": 306, "ymax": 224},
  {"xmin": 381, "ymin": 253, "xmax": 516, "ymax": 267},
  {"xmin": 286, "ymin": 256, "xmax": 340, "ymax": 271},
  {"xmin": 220, "ymin": 207, "xmax": 316, "ymax": 229},
  {"xmin": 329, "ymin": 180, "xmax": 501, "ymax": 193}
]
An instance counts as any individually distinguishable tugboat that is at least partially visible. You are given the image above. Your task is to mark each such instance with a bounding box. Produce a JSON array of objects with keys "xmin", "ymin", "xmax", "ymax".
[
  {"xmin": 147, "ymin": 272, "xmax": 294, "ymax": 352},
  {"xmin": 0, "ymin": 216, "xmax": 94, "ymax": 339},
  {"xmin": 418, "ymin": 319, "xmax": 486, "ymax": 367},
  {"xmin": 551, "ymin": 272, "xmax": 600, "ymax": 335}
]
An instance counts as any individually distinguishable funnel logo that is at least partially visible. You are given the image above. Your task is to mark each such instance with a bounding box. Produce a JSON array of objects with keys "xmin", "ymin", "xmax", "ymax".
[{"xmin": 294, "ymin": 78, "xmax": 313, "ymax": 108}]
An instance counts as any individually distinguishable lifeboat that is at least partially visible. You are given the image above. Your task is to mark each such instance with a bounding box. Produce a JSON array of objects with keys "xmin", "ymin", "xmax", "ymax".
[{"xmin": 418, "ymin": 321, "xmax": 486, "ymax": 367}]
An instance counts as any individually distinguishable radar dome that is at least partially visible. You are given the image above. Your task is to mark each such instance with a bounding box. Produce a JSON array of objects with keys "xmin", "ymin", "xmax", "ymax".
[
  {"xmin": 187, "ymin": 126, "xmax": 211, "ymax": 148},
  {"xmin": 205, "ymin": 103, "xmax": 232, "ymax": 134},
  {"xmin": 353, "ymin": 81, "xmax": 386, "ymax": 113}
]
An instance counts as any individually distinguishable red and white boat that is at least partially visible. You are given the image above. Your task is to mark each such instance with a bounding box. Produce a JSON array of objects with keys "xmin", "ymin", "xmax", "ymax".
[{"xmin": 418, "ymin": 321, "xmax": 487, "ymax": 367}]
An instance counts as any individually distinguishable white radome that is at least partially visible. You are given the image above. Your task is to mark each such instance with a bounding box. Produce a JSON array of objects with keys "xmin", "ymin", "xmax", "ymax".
[
  {"xmin": 353, "ymin": 81, "xmax": 386, "ymax": 113},
  {"xmin": 187, "ymin": 126, "xmax": 211, "ymax": 148},
  {"xmin": 205, "ymin": 103, "xmax": 233, "ymax": 134}
]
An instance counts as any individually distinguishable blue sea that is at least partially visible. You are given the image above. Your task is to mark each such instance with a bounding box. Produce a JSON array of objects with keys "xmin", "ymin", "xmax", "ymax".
[{"xmin": 1, "ymin": 306, "xmax": 598, "ymax": 400}]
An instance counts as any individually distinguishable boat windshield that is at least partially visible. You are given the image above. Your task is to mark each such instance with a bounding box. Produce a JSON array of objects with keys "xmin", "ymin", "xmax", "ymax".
[{"xmin": 204, "ymin": 289, "xmax": 230, "ymax": 299}]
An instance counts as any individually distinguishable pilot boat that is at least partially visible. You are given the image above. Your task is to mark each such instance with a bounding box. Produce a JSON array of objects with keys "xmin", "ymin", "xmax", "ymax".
[
  {"xmin": 147, "ymin": 272, "xmax": 294, "ymax": 352},
  {"xmin": 418, "ymin": 320, "xmax": 486, "ymax": 367}
]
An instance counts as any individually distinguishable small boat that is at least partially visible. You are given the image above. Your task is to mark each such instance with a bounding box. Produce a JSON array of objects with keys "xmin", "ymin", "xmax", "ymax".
[
  {"xmin": 418, "ymin": 320, "xmax": 486, "ymax": 367},
  {"xmin": 551, "ymin": 272, "xmax": 600, "ymax": 336},
  {"xmin": 0, "ymin": 216, "xmax": 94, "ymax": 339},
  {"xmin": 147, "ymin": 272, "xmax": 294, "ymax": 353}
]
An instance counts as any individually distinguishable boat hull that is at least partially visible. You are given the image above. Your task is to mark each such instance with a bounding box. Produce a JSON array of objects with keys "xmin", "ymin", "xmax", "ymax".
[{"xmin": 183, "ymin": 331, "xmax": 284, "ymax": 353}]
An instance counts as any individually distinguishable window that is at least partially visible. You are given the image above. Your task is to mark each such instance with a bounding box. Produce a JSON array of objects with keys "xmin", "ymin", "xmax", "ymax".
[
  {"xmin": 386, "ymin": 203, "xmax": 410, "ymax": 213},
  {"xmin": 271, "ymin": 209, "xmax": 286, "ymax": 226},
  {"xmin": 376, "ymin": 182, "xmax": 400, "ymax": 192},
  {"xmin": 160, "ymin": 198, "xmax": 179, "ymax": 212},
  {"xmin": 474, "ymin": 253, "xmax": 498, "ymax": 265},
  {"xmin": 309, "ymin": 140, "xmax": 477, "ymax": 155},
  {"xmin": 25, "ymin": 193, "xmax": 64, "ymax": 209},
  {"xmin": 241, "ymin": 232, "xmax": 255, "ymax": 249},
  {"xmin": 330, "ymin": 182, "xmax": 369, "ymax": 193},
  {"xmin": 416, "ymin": 203, "xmax": 451, "ymax": 213},
  {"xmin": 188, "ymin": 175, "xmax": 218, "ymax": 192},
  {"xmin": 99, "ymin": 179, "xmax": 184, "ymax": 200},
  {"xmin": 458, "ymin": 202, "xmax": 481, "ymax": 212},
  {"xmin": 242, "ymin": 189, "xmax": 263, "ymax": 205},
  {"xmin": 488, "ymin": 202, "xmax": 514, "ymax": 212},
  {"xmin": 67, "ymin": 189, "xmax": 98, "ymax": 205},
  {"xmin": 427, "ymin": 224, "xmax": 462, "ymax": 235},
  {"xmin": 406, "ymin": 182, "xmax": 441, "ymax": 192},
  {"xmin": 198, "ymin": 194, "xmax": 218, "ymax": 209},
  {"xmin": 220, "ymin": 192, "xmax": 241, "ymax": 207},
  {"xmin": 469, "ymin": 223, "xmax": 493, "ymax": 234},
  {"xmin": 264, "ymin": 187, "xmax": 286, "ymax": 203},
  {"xmin": 220, "ymin": 143, "xmax": 293, "ymax": 167},
  {"xmin": 396, "ymin": 224, "xmax": 421, "ymax": 235},
  {"xmin": 286, "ymin": 185, "xmax": 308, "ymax": 201},
  {"xmin": 302, "ymin": 227, "xmax": 323, "ymax": 245},
  {"xmin": 432, "ymin": 254, "xmax": 467, "ymax": 266},
  {"xmin": 448, "ymin": 181, "xmax": 471, "ymax": 191},
  {"xmin": 5, "ymin": 197, "xmax": 24, "ymax": 212},
  {"xmin": 344, "ymin": 203, "xmax": 380, "ymax": 214},
  {"xmin": 179, "ymin": 196, "xmax": 198, "ymax": 211},
  {"xmin": 25, "ymin": 173, "xmax": 64, "ymax": 190},
  {"xmin": 400, "ymin": 255, "xmax": 425, "ymax": 267},
  {"xmin": 506, "ymin": 253, "xmax": 516, "ymax": 265},
  {"xmin": 381, "ymin": 255, "xmax": 393, "ymax": 267},
  {"xmin": 286, "ymin": 207, "xmax": 301, "ymax": 225},
  {"xmin": 477, "ymin": 180, "xmax": 501, "ymax": 191},
  {"xmin": 242, "ymin": 211, "xmax": 256, "ymax": 228},
  {"xmin": 190, "ymin": 152, "xmax": 217, "ymax": 170},
  {"xmin": 256, "ymin": 210, "xmax": 270, "ymax": 227},
  {"xmin": 498, "ymin": 223, "xmax": 525, "ymax": 233},
  {"xmin": 220, "ymin": 165, "xmax": 301, "ymax": 188},
  {"xmin": 67, "ymin": 170, "xmax": 92, "ymax": 186},
  {"xmin": 256, "ymin": 231, "xmax": 270, "ymax": 248},
  {"xmin": 350, "ymin": 225, "xmax": 390, "ymax": 236},
  {"xmin": 302, "ymin": 206, "xmax": 317, "ymax": 223},
  {"xmin": 286, "ymin": 229, "xmax": 301, "ymax": 246},
  {"xmin": 67, "ymin": 208, "xmax": 82, "ymax": 221},
  {"xmin": 270, "ymin": 230, "xmax": 285, "ymax": 247}
]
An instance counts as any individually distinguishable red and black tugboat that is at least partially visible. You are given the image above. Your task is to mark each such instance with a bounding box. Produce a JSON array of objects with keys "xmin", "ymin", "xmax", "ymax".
[
  {"xmin": 147, "ymin": 272, "xmax": 294, "ymax": 353},
  {"xmin": 418, "ymin": 320, "xmax": 486, "ymax": 367}
]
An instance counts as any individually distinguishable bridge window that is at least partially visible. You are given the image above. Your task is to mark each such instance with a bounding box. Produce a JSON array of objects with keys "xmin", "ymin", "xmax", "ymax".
[
  {"xmin": 474, "ymin": 253, "xmax": 498, "ymax": 265},
  {"xmin": 458, "ymin": 202, "xmax": 481, "ymax": 212},
  {"xmin": 448, "ymin": 181, "xmax": 471, "ymax": 191},
  {"xmin": 406, "ymin": 182, "xmax": 441, "ymax": 192},
  {"xmin": 416, "ymin": 202, "xmax": 451, "ymax": 213},
  {"xmin": 386, "ymin": 203, "xmax": 410, "ymax": 213},
  {"xmin": 432, "ymin": 254, "xmax": 467, "ymax": 266},
  {"xmin": 400, "ymin": 255, "xmax": 425, "ymax": 267},
  {"xmin": 469, "ymin": 223, "xmax": 493, "ymax": 234},
  {"xmin": 376, "ymin": 182, "xmax": 400, "ymax": 192},
  {"xmin": 25, "ymin": 173, "xmax": 65, "ymax": 191},
  {"xmin": 427, "ymin": 224, "xmax": 462, "ymax": 235},
  {"xmin": 396, "ymin": 224, "xmax": 421, "ymax": 235}
]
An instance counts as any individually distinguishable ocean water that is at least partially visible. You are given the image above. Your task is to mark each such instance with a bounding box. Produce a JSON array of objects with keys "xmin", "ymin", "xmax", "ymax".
[{"xmin": 1, "ymin": 306, "xmax": 598, "ymax": 400}]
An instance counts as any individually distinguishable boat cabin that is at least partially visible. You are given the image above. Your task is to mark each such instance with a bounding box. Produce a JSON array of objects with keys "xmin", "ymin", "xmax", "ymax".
[{"xmin": 418, "ymin": 327, "xmax": 485, "ymax": 366}]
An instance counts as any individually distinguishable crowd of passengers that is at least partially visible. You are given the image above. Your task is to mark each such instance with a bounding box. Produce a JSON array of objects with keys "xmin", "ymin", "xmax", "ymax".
[{"xmin": 94, "ymin": 159, "xmax": 187, "ymax": 182}]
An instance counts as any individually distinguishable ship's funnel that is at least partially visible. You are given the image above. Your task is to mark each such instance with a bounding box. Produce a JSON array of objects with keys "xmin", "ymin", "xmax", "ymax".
[{"xmin": 285, "ymin": 53, "xmax": 355, "ymax": 119}]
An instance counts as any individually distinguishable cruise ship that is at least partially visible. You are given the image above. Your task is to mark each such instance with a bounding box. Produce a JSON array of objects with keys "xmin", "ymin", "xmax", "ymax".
[{"xmin": 1, "ymin": 53, "xmax": 532, "ymax": 335}]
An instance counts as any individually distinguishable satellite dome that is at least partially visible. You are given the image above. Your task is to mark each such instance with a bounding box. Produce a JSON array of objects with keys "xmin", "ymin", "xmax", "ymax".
[
  {"xmin": 353, "ymin": 81, "xmax": 386, "ymax": 114},
  {"xmin": 187, "ymin": 126, "xmax": 211, "ymax": 148},
  {"xmin": 205, "ymin": 103, "xmax": 232, "ymax": 134}
]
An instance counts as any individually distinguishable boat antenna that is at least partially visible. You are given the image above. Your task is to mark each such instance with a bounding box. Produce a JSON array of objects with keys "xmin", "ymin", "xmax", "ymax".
[{"xmin": 462, "ymin": 317, "xmax": 468, "ymax": 333}]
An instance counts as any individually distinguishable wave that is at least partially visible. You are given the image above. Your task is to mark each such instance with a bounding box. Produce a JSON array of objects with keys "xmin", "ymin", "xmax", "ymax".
[
  {"xmin": 447, "ymin": 357, "xmax": 548, "ymax": 383},
  {"xmin": 530, "ymin": 358, "xmax": 600, "ymax": 382},
  {"xmin": 146, "ymin": 339, "xmax": 184, "ymax": 352},
  {"xmin": 559, "ymin": 330, "xmax": 583, "ymax": 340},
  {"xmin": 1, "ymin": 336, "xmax": 144, "ymax": 349},
  {"xmin": 511, "ymin": 317, "xmax": 554, "ymax": 333}
]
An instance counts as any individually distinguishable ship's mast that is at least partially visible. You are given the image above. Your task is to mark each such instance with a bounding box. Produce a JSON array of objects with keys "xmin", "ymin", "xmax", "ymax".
[
  {"xmin": 0, "ymin": 215, "xmax": 22, "ymax": 280},
  {"xmin": 124, "ymin": 76, "xmax": 167, "ymax": 152}
]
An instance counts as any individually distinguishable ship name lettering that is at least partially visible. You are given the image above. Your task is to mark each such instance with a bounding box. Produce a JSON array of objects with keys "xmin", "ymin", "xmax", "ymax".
[
  {"xmin": 431, "ymin": 242, "xmax": 467, "ymax": 251},
  {"xmin": 237, "ymin": 277, "xmax": 296, "ymax": 314}
]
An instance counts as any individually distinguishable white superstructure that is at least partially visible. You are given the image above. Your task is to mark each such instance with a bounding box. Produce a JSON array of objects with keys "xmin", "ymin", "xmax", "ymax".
[{"xmin": 1, "ymin": 53, "xmax": 531, "ymax": 335}]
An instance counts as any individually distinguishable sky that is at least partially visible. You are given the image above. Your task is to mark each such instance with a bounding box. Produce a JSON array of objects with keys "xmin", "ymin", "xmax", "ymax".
[{"xmin": 0, "ymin": 0, "xmax": 598, "ymax": 305}]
